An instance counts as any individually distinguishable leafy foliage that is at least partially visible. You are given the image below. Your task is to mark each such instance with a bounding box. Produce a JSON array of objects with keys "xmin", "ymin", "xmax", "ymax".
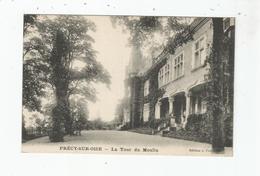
[
  {"xmin": 146, "ymin": 73, "xmax": 165, "ymax": 127},
  {"xmin": 23, "ymin": 59, "xmax": 46, "ymax": 111},
  {"xmin": 23, "ymin": 15, "xmax": 47, "ymax": 112},
  {"xmin": 70, "ymin": 97, "xmax": 89, "ymax": 129},
  {"xmin": 23, "ymin": 15, "xmax": 111, "ymax": 141},
  {"xmin": 111, "ymin": 16, "xmax": 193, "ymax": 57},
  {"xmin": 204, "ymin": 18, "xmax": 234, "ymax": 151},
  {"xmin": 111, "ymin": 16, "xmax": 162, "ymax": 46},
  {"xmin": 24, "ymin": 14, "xmax": 37, "ymax": 33}
]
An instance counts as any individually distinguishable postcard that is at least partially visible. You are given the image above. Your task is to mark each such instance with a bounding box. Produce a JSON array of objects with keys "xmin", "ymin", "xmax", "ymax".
[{"xmin": 22, "ymin": 15, "xmax": 234, "ymax": 156}]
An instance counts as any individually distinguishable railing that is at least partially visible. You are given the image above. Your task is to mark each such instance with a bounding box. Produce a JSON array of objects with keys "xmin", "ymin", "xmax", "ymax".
[{"xmin": 23, "ymin": 128, "xmax": 48, "ymax": 141}]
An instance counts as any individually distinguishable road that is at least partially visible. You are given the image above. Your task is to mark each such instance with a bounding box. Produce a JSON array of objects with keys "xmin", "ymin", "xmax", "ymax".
[{"xmin": 22, "ymin": 130, "xmax": 232, "ymax": 156}]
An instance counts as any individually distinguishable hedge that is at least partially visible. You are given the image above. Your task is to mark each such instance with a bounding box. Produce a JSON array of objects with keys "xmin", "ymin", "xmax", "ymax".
[{"xmin": 164, "ymin": 113, "xmax": 233, "ymax": 146}]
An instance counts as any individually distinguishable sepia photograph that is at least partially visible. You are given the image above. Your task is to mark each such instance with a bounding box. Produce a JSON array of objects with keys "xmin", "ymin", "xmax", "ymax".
[{"xmin": 22, "ymin": 15, "xmax": 235, "ymax": 156}]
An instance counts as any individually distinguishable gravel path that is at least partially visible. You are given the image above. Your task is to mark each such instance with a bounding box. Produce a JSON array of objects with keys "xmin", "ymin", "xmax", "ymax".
[{"xmin": 22, "ymin": 130, "xmax": 232, "ymax": 156}]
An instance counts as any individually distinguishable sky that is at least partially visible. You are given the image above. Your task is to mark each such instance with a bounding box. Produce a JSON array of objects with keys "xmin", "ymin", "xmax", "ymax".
[{"xmin": 86, "ymin": 16, "xmax": 131, "ymax": 122}]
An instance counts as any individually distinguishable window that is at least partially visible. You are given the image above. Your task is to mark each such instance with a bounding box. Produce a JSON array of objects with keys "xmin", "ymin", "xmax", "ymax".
[
  {"xmin": 158, "ymin": 68, "xmax": 164, "ymax": 87},
  {"xmin": 191, "ymin": 95, "xmax": 207, "ymax": 114},
  {"xmin": 144, "ymin": 80, "xmax": 149, "ymax": 96},
  {"xmin": 143, "ymin": 103, "xmax": 150, "ymax": 122},
  {"xmin": 193, "ymin": 36, "xmax": 206, "ymax": 69},
  {"xmin": 201, "ymin": 100, "xmax": 207, "ymax": 113},
  {"xmin": 158, "ymin": 62, "xmax": 171, "ymax": 87},
  {"xmin": 173, "ymin": 53, "xmax": 184, "ymax": 79},
  {"xmin": 191, "ymin": 96, "xmax": 199, "ymax": 114},
  {"xmin": 165, "ymin": 63, "xmax": 170, "ymax": 83}
]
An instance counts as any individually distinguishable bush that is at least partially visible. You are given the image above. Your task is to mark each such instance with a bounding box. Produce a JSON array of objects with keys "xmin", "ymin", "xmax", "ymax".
[
  {"xmin": 48, "ymin": 128, "xmax": 64, "ymax": 142},
  {"xmin": 149, "ymin": 118, "xmax": 170, "ymax": 129},
  {"xmin": 153, "ymin": 119, "xmax": 164, "ymax": 129},
  {"xmin": 148, "ymin": 118, "xmax": 162, "ymax": 129},
  {"xmin": 185, "ymin": 113, "xmax": 212, "ymax": 142},
  {"xmin": 164, "ymin": 113, "xmax": 233, "ymax": 146},
  {"xmin": 163, "ymin": 113, "xmax": 212, "ymax": 143},
  {"xmin": 163, "ymin": 129, "xmax": 210, "ymax": 143}
]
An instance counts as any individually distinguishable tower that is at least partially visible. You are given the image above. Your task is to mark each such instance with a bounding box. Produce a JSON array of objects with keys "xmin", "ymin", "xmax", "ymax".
[{"xmin": 127, "ymin": 44, "xmax": 144, "ymax": 128}]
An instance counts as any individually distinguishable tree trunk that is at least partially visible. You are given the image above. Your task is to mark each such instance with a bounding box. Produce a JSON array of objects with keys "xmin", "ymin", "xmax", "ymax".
[
  {"xmin": 49, "ymin": 30, "xmax": 72, "ymax": 142},
  {"xmin": 211, "ymin": 18, "xmax": 225, "ymax": 152},
  {"xmin": 56, "ymin": 87, "xmax": 72, "ymax": 135},
  {"xmin": 50, "ymin": 83, "xmax": 72, "ymax": 142}
]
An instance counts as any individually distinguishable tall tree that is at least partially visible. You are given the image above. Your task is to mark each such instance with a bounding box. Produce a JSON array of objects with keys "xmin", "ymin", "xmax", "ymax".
[
  {"xmin": 49, "ymin": 30, "xmax": 70, "ymax": 141},
  {"xmin": 23, "ymin": 15, "xmax": 111, "ymax": 142},
  {"xmin": 209, "ymin": 18, "xmax": 225, "ymax": 152}
]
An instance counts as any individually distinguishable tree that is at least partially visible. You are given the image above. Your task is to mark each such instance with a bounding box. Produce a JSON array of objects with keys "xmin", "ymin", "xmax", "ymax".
[
  {"xmin": 70, "ymin": 97, "xmax": 89, "ymax": 130},
  {"xmin": 23, "ymin": 15, "xmax": 111, "ymax": 142},
  {"xmin": 23, "ymin": 14, "xmax": 46, "ymax": 140},
  {"xmin": 208, "ymin": 18, "xmax": 225, "ymax": 152},
  {"xmin": 91, "ymin": 118, "xmax": 104, "ymax": 130},
  {"xmin": 24, "ymin": 15, "xmax": 37, "ymax": 34},
  {"xmin": 111, "ymin": 17, "xmax": 192, "ymax": 55},
  {"xmin": 111, "ymin": 16, "xmax": 163, "ymax": 46},
  {"xmin": 35, "ymin": 117, "xmax": 48, "ymax": 135},
  {"xmin": 23, "ymin": 14, "xmax": 46, "ymax": 112}
]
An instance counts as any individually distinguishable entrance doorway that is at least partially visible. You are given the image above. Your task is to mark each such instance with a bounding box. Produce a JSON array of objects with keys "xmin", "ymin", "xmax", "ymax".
[
  {"xmin": 160, "ymin": 98, "xmax": 169, "ymax": 119},
  {"xmin": 173, "ymin": 93, "xmax": 186, "ymax": 124}
]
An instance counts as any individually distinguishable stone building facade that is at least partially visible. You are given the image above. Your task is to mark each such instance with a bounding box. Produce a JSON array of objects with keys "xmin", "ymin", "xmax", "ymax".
[{"xmin": 123, "ymin": 17, "xmax": 235, "ymax": 131}]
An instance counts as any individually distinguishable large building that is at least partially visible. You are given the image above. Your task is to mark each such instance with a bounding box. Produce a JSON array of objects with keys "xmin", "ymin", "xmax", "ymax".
[{"xmin": 122, "ymin": 17, "xmax": 235, "ymax": 133}]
